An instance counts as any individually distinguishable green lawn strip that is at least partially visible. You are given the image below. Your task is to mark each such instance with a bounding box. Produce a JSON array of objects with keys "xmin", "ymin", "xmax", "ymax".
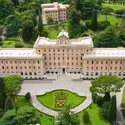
[
  {"xmin": 2, "ymin": 36, "xmax": 33, "ymax": 48},
  {"xmin": 16, "ymin": 96, "xmax": 54, "ymax": 125},
  {"xmin": 37, "ymin": 90, "xmax": 85, "ymax": 111},
  {"xmin": 78, "ymin": 103, "xmax": 110, "ymax": 125},
  {"xmin": 98, "ymin": 14, "xmax": 122, "ymax": 26},
  {"xmin": 102, "ymin": 4, "xmax": 125, "ymax": 11},
  {"xmin": 121, "ymin": 88, "xmax": 125, "ymax": 104}
]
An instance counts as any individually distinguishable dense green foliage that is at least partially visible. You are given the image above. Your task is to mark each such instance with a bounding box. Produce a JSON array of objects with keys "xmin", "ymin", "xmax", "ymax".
[
  {"xmin": 0, "ymin": 106, "xmax": 41, "ymax": 125},
  {"xmin": 92, "ymin": 10, "xmax": 98, "ymax": 31},
  {"xmin": 0, "ymin": 0, "xmax": 14, "ymax": 19},
  {"xmin": 94, "ymin": 26, "xmax": 118, "ymax": 47},
  {"xmin": 55, "ymin": 106, "xmax": 80, "ymax": 125},
  {"xmin": 0, "ymin": 78, "xmax": 6, "ymax": 110}
]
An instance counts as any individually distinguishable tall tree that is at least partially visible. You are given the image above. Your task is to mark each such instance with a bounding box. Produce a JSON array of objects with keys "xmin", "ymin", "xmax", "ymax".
[
  {"xmin": 55, "ymin": 106, "xmax": 80, "ymax": 125},
  {"xmin": 0, "ymin": 77, "xmax": 6, "ymax": 110},
  {"xmin": 100, "ymin": 7, "xmax": 114, "ymax": 21},
  {"xmin": 81, "ymin": 1, "xmax": 92, "ymax": 20},
  {"xmin": 91, "ymin": 9, "xmax": 98, "ymax": 31},
  {"xmin": 5, "ymin": 15, "xmax": 20, "ymax": 36},
  {"xmin": 68, "ymin": 6, "xmax": 81, "ymax": 38},
  {"xmin": 22, "ymin": 20, "xmax": 34, "ymax": 42},
  {"xmin": 75, "ymin": 0, "xmax": 82, "ymax": 11},
  {"xmin": 90, "ymin": 75, "xmax": 123, "ymax": 97},
  {"xmin": 4, "ymin": 75, "xmax": 23, "ymax": 108},
  {"xmin": 107, "ymin": 95, "xmax": 117, "ymax": 122}
]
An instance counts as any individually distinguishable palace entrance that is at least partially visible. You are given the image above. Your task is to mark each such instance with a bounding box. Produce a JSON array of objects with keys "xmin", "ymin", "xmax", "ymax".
[{"xmin": 62, "ymin": 68, "xmax": 65, "ymax": 73}]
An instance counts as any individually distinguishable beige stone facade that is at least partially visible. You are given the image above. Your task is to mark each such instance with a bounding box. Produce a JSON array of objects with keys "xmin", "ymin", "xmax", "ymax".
[
  {"xmin": 0, "ymin": 30, "xmax": 125, "ymax": 79},
  {"xmin": 42, "ymin": 2, "xmax": 69, "ymax": 23}
]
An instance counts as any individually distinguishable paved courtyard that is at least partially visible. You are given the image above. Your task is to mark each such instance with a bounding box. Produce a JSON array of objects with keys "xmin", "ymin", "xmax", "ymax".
[{"xmin": 19, "ymin": 74, "xmax": 124, "ymax": 117}]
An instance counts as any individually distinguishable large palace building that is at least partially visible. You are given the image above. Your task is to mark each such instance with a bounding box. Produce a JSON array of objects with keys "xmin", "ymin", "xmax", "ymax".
[{"xmin": 0, "ymin": 30, "xmax": 125, "ymax": 79}]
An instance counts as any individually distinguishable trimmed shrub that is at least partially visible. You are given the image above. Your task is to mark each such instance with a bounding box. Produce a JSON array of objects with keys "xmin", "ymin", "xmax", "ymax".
[
  {"xmin": 98, "ymin": 20, "xmax": 110, "ymax": 30},
  {"xmin": 25, "ymin": 92, "xmax": 31, "ymax": 101},
  {"xmin": 92, "ymin": 93, "xmax": 97, "ymax": 103},
  {"xmin": 83, "ymin": 111, "xmax": 90, "ymax": 123},
  {"xmin": 15, "ymin": 42, "xmax": 24, "ymax": 48}
]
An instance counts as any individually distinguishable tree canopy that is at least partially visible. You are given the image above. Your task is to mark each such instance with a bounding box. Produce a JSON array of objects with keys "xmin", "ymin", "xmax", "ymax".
[
  {"xmin": 0, "ymin": 106, "xmax": 41, "ymax": 125},
  {"xmin": 90, "ymin": 75, "xmax": 123, "ymax": 94},
  {"xmin": 94, "ymin": 26, "xmax": 118, "ymax": 47},
  {"xmin": 0, "ymin": 0, "xmax": 14, "ymax": 19},
  {"xmin": 55, "ymin": 106, "xmax": 80, "ymax": 125},
  {"xmin": 4, "ymin": 75, "xmax": 23, "ymax": 96}
]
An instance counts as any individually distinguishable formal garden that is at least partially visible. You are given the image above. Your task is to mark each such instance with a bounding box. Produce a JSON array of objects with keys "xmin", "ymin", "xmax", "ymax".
[{"xmin": 37, "ymin": 90, "xmax": 85, "ymax": 111}]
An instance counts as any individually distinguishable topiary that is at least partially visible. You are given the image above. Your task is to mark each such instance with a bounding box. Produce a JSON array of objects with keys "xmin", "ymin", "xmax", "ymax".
[{"xmin": 25, "ymin": 92, "xmax": 31, "ymax": 101}]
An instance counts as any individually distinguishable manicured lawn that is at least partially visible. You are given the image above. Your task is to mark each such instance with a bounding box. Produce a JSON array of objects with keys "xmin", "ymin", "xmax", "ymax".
[
  {"xmin": 98, "ymin": 13, "xmax": 122, "ymax": 26},
  {"xmin": 78, "ymin": 104, "xmax": 110, "ymax": 125},
  {"xmin": 2, "ymin": 36, "xmax": 33, "ymax": 48},
  {"xmin": 37, "ymin": 90, "xmax": 85, "ymax": 111},
  {"xmin": 121, "ymin": 88, "xmax": 125, "ymax": 104},
  {"xmin": 102, "ymin": 4, "xmax": 125, "ymax": 11},
  {"xmin": 44, "ymin": 22, "xmax": 68, "ymax": 39},
  {"xmin": 16, "ymin": 96, "xmax": 54, "ymax": 125}
]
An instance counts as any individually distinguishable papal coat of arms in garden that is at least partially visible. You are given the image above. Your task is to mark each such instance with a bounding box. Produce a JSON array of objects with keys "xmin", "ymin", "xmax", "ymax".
[{"xmin": 54, "ymin": 91, "xmax": 68, "ymax": 108}]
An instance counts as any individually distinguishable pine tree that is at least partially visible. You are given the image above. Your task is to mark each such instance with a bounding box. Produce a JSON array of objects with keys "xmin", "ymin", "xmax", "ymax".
[
  {"xmin": 91, "ymin": 9, "xmax": 98, "ymax": 31},
  {"xmin": 107, "ymin": 95, "xmax": 117, "ymax": 122}
]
